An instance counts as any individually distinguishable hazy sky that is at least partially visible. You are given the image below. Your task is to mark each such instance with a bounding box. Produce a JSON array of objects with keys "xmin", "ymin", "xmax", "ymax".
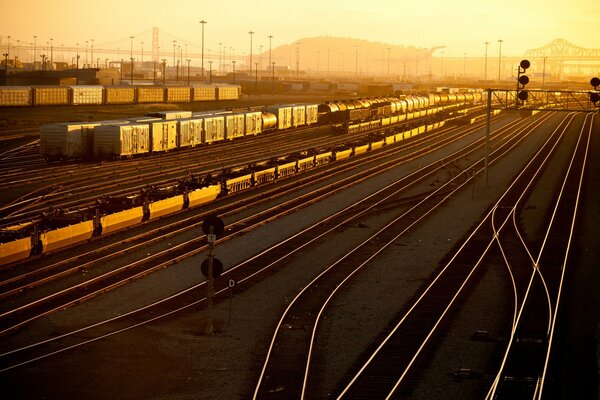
[{"xmin": 2, "ymin": 0, "xmax": 599, "ymax": 58}]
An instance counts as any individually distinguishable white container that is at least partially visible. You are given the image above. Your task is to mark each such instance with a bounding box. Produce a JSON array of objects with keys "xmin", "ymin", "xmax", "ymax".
[
  {"xmin": 201, "ymin": 115, "xmax": 225, "ymax": 143},
  {"xmin": 70, "ymin": 85, "xmax": 104, "ymax": 105},
  {"xmin": 244, "ymin": 111, "xmax": 263, "ymax": 136},
  {"xmin": 291, "ymin": 105, "xmax": 306, "ymax": 127},
  {"xmin": 93, "ymin": 123, "xmax": 150, "ymax": 158},
  {"xmin": 148, "ymin": 120, "xmax": 178, "ymax": 152},
  {"xmin": 40, "ymin": 122, "xmax": 100, "ymax": 160},
  {"xmin": 224, "ymin": 113, "xmax": 245, "ymax": 140},
  {"xmin": 0, "ymin": 86, "xmax": 32, "ymax": 106},
  {"xmin": 178, "ymin": 118, "xmax": 203, "ymax": 148},
  {"xmin": 305, "ymin": 104, "xmax": 319, "ymax": 125}
]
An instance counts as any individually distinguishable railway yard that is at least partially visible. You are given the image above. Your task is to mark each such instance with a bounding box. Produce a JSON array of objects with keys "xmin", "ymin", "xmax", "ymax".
[{"xmin": 0, "ymin": 93, "xmax": 598, "ymax": 400}]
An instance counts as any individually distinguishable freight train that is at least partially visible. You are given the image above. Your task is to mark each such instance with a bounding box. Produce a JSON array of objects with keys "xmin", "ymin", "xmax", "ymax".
[
  {"xmin": 0, "ymin": 84, "xmax": 240, "ymax": 107},
  {"xmin": 39, "ymin": 92, "xmax": 486, "ymax": 161},
  {"xmin": 1, "ymin": 113, "xmax": 456, "ymax": 267}
]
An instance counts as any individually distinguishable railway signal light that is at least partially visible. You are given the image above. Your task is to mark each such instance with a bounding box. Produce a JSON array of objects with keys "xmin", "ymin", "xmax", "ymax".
[
  {"xmin": 590, "ymin": 77, "xmax": 600, "ymax": 105},
  {"xmin": 516, "ymin": 59, "xmax": 530, "ymax": 105}
]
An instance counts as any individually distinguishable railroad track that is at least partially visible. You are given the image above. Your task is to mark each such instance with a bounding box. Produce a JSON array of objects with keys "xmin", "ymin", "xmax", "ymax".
[
  {"xmin": 0, "ymin": 111, "xmax": 524, "ymax": 370},
  {"xmin": 252, "ymin": 112, "xmax": 558, "ymax": 399}
]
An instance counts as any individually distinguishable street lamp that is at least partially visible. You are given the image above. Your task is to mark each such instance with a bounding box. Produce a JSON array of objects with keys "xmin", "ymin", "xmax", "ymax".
[
  {"xmin": 162, "ymin": 58, "xmax": 167, "ymax": 86},
  {"xmin": 218, "ymin": 42, "xmax": 222, "ymax": 73},
  {"xmin": 271, "ymin": 61, "xmax": 275, "ymax": 92},
  {"xmin": 49, "ymin": 38, "xmax": 53, "ymax": 70},
  {"xmin": 208, "ymin": 60, "xmax": 212, "ymax": 84},
  {"xmin": 76, "ymin": 54, "xmax": 80, "ymax": 84},
  {"xmin": 33, "ymin": 35, "xmax": 37, "ymax": 67},
  {"xmin": 199, "ymin": 20, "xmax": 207, "ymax": 78},
  {"xmin": 130, "ymin": 36, "xmax": 135, "ymax": 85},
  {"xmin": 498, "ymin": 39, "xmax": 503, "ymax": 82},
  {"xmin": 3, "ymin": 53, "xmax": 8, "ymax": 86},
  {"xmin": 141, "ymin": 41, "xmax": 144, "ymax": 63},
  {"xmin": 187, "ymin": 59, "xmax": 191, "ymax": 85},
  {"xmin": 387, "ymin": 47, "xmax": 391, "ymax": 80},
  {"xmin": 484, "ymin": 41, "xmax": 489, "ymax": 81},
  {"xmin": 85, "ymin": 40, "xmax": 88, "ymax": 67},
  {"xmin": 254, "ymin": 62, "xmax": 258, "ymax": 95},
  {"xmin": 172, "ymin": 40, "xmax": 177, "ymax": 68},
  {"xmin": 248, "ymin": 31, "xmax": 254, "ymax": 73},
  {"xmin": 355, "ymin": 45, "xmax": 358, "ymax": 79},
  {"xmin": 232, "ymin": 60, "xmax": 236, "ymax": 84},
  {"xmin": 268, "ymin": 35, "xmax": 273, "ymax": 74},
  {"xmin": 90, "ymin": 38, "xmax": 94, "ymax": 67}
]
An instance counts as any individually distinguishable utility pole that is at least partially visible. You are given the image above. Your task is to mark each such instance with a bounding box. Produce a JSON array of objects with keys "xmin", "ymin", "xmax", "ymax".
[
  {"xmin": 248, "ymin": 31, "xmax": 254, "ymax": 75},
  {"xmin": 130, "ymin": 36, "xmax": 135, "ymax": 85},
  {"xmin": 497, "ymin": 39, "xmax": 503, "ymax": 82},
  {"xmin": 268, "ymin": 35, "xmax": 273, "ymax": 74},
  {"xmin": 484, "ymin": 41, "xmax": 489, "ymax": 81}
]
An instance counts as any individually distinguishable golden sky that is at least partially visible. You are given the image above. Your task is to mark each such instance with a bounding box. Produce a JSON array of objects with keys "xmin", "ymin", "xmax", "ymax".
[{"xmin": 2, "ymin": 0, "xmax": 599, "ymax": 58}]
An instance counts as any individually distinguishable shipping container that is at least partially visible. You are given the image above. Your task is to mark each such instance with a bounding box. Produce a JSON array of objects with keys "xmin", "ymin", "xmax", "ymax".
[
  {"xmin": 305, "ymin": 104, "xmax": 319, "ymax": 125},
  {"xmin": 290, "ymin": 105, "xmax": 306, "ymax": 127},
  {"xmin": 177, "ymin": 118, "xmax": 203, "ymax": 148},
  {"xmin": 244, "ymin": 111, "xmax": 262, "ymax": 136},
  {"xmin": 265, "ymin": 105, "xmax": 293, "ymax": 130},
  {"xmin": 93, "ymin": 123, "xmax": 150, "ymax": 158},
  {"xmin": 148, "ymin": 120, "xmax": 178, "ymax": 152},
  {"xmin": 32, "ymin": 86, "xmax": 70, "ymax": 106},
  {"xmin": 104, "ymin": 87, "xmax": 136, "ymax": 104},
  {"xmin": 135, "ymin": 86, "xmax": 165, "ymax": 103},
  {"xmin": 0, "ymin": 86, "xmax": 32, "ymax": 106},
  {"xmin": 70, "ymin": 85, "xmax": 104, "ymax": 105},
  {"xmin": 40, "ymin": 122, "xmax": 101, "ymax": 160},
  {"xmin": 224, "ymin": 113, "xmax": 245, "ymax": 140},
  {"xmin": 146, "ymin": 110, "xmax": 193, "ymax": 120},
  {"xmin": 202, "ymin": 115, "xmax": 226, "ymax": 143},
  {"xmin": 191, "ymin": 85, "xmax": 217, "ymax": 101},
  {"xmin": 165, "ymin": 86, "xmax": 191, "ymax": 103}
]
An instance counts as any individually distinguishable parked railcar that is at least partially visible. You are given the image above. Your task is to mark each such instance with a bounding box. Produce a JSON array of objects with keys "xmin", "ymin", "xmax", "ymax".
[
  {"xmin": 291, "ymin": 104, "xmax": 306, "ymax": 127},
  {"xmin": 104, "ymin": 87, "xmax": 136, "ymax": 104},
  {"xmin": 191, "ymin": 85, "xmax": 217, "ymax": 101},
  {"xmin": 177, "ymin": 118, "xmax": 203, "ymax": 148},
  {"xmin": 224, "ymin": 113, "xmax": 245, "ymax": 140},
  {"xmin": 70, "ymin": 85, "xmax": 104, "ymax": 105},
  {"xmin": 33, "ymin": 86, "xmax": 70, "ymax": 106},
  {"xmin": 0, "ymin": 86, "xmax": 32, "ymax": 106},
  {"xmin": 93, "ymin": 123, "xmax": 150, "ymax": 158},
  {"xmin": 148, "ymin": 120, "xmax": 178, "ymax": 152},
  {"xmin": 244, "ymin": 111, "xmax": 263, "ymax": 136},
  {"xmin": 165, "ymin": 86, "xmax": 191, "ymax": 103},
  {"xmin": 201, "ymin": 115, "xmax": 226, "ymax": 143},
  {"xmin": 266, "ymin": 105, "xmax": 293, "ymax": 130},
  {"xmin": 136, "ymin": 86, "xmax": 165, "ymax": 103},
  {"xmin": 215, "ymin": 85, "xmax": 240, "ymax": 100},
  {"xmin": 40, "ymin": 122, "xmax": 101, "ymax": 161}
]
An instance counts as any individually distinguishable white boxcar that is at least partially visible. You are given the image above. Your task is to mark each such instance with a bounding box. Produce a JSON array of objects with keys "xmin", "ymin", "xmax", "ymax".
[
  {"xmin": 33, "ymin": 86, "xmax": 70, "ymax": 105},
  {"xmin": 40, "ymin": 122, "xmax": 101, "ymax": 160},
  {"xmin": 93, "ymin": 123, "xmax": 150, "ymax": 158},
  {"xmin": 244, "ymin": 111, "xmax": 263, "ymax": 136},
  {"xmin": 104, "ymin": 87, "xmax": 136, "ymax": 104},
  {"xmin": 136, "ymin": 86, "xmax": 165, "ymax": 103},
  {"xmin": 70, "ymin": 85, "xmax": 104, "ymax": 105},
  {"xmin": 224, "ymin": 113, "xmax": 245, "ymax": 140},
  {"xmin": 0, "ymin": 86, "xmax": 32, "ymax": 106},
  {"xmin": 177, "ymin": 118, "xmax": 203, "ymax": 148},
  {"xmin": 146, "ymin": 110, "xmax": 193, "ymax": 120},
  {"xmin": 305, "ymin": 104, "xmax": 319, "ymax": 125},
  {"xmin": 148, "ymin": 120, "xmax": 178, "ymax": 152},
  {"xmin": 266, "ymin": 105, "xmax": 293, "ymax": 130},
  {"xmin": 191, "ymin": 85, "xmax": 217, "ymax": 101},
  {"xmin": 202, "ymin": 115, "xmax": 225, "ymax": 144},
  {"xmin": 291, "ymin": 105, "xmax": 306, "ymax": 127}
]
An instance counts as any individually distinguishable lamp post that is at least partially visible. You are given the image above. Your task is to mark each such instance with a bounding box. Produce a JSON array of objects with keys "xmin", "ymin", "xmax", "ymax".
[
  {"xmin": 162, "ymin": 58, "xmax": 166, "ymax": 85},
  {"xmin": 90, "ymin": 38, "xmax": 94, "ymax": 67},
  {"xmin": 199, "ymin": 20, "xmax": 207, "ymax": 78},
  {"xmin": 172, "ymin": 40, "xmax": 177, "ymax": 68},
  {"xmin": 50, "ymin": 38, "xmax": 53, "ymax": 70},
  {"xmin": 208, "ymin": 60, "xmax": 212, "ymax": 84},
  {"xmin": 3, "ymin": 53, "xmax": 8, "ymax": 86},
  {"xmin": 463, "ymin": 52, "xmax": 466, "ymax": 80},
  {"xmin": 296, "ymin": 42, "xmax": 300, "ymax": 78},
  {"xmin": 218, "ymin": 42, "xmax": 222, "ymax": 73},
  {"xmin": 542, "ymin": 56, "xmax": 547, "ymax": 88},
  {"xmin": 387, "ymin": 47, "xmax": 391, "ymax": 80},
  {"xmin": 85, "ymin": 40, "xmax": 88, "ymax": 67},
  {"xmin": 484, "ymin": 41, "xmax": 489, "ymax": 81},
  {"xmin": 187, "ymin": 59, "xmax": 191, "ymax": 85},
  {"xmin": 498, "ymin": 39, "xmax": 503, "ymax": 82},
  {"xmin": 141, "ymin": 41, "xmax": 144, "ymax": 63},
  {"xmin": 33, "ymin": 35, "xmax": 37, "ymax": 67},
  {"xmin": 255, "ymin": 62, "xmax": 258, "ymax": 95},
  {"xmin": 268, "ymin": 35, "xmax": 273, "ymax": 74},
  {"xmin": 76, "ymin": 54, "xmax": 80, "ymax": 84},
  {"xmin": 355, "ymin": 45, "xmax": 358, "ymax": 79},
  {"xmin": 271, "ymin": 61, "xmax": 275, "ymax": 92},
  {"xmin": 232, "ymin": 60, "xmax": 236, "ymax": 84},
  {"xmin": 130, "ymin": 36, "xmax": 135, "ymax": 85},
  {"xmin": 119, "ymin": 58, "xmax": 123, "ymax": 85},
  {"xmin": 248, "ymin": 31, "xmax": 254, "ymax": 74}
]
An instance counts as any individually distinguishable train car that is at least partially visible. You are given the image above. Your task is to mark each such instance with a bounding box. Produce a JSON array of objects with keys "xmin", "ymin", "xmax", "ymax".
[
  {"xmin": 305, "ymin": 104, "xmax": 319, "ymax": 125},
  {"xmin": 177, "ymin": 118, "xmax": 203, "ymax": 148},
  {"xmin": 104, "ymin": 87, "xmax": 136, "ymax": 104},
  {"xmin": 224, "ymin": 113, "xmax": 245, "ymax": 140},
  {"xmin": 70, "ymin": 85, "xmax": 104, "ymax": 105},
  {"xmin": 191, "ymin": 85, "xmax": 217, "ymax": 101},
  {"xmin": 244, "ymin": 111, "xmax": 263, "ymax": 136},
  {"xmin": 40, "ymin": 122, "xmax": 101, "ymax": 161},
  {"xmin": 147, "ymin": 120, "xmax": 178, "ymax": 152},
  {"xmin": 136, "ymin": 86, "xmax": 165, "ymax": 103},
  {"xmin": 93, "ymin": 123, "xmax": 150, "ymax": 158},
  {"xmin": 215, "ymin": 85, "xmax": 240, "ymax": 100},
  {"xmin": 32, "ymin": 86, "xmax": 70, "ymax": 106},
  {"xmin": 165, "ymin": 86, "xmax": 191, "ymax": 103},
  {"xmin": 201, "ymin": 115, "xmax": 226, "ymax": 143},
  {"xmin": 266, "ymin": 105, "xmax": 293, "ymax": 130},
  {"xmin": 0, "ymin": 86, "xmax": 33, "ymax": 106},
  {"xmin": 146, "ymin": 111, "xmax": 193, "ymax": 120}
]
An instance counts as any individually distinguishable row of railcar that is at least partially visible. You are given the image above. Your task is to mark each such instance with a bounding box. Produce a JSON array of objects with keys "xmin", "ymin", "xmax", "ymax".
[
  {"xmin": 1, "ymin": 117, "xmax": 450, "ymax": 266},
  {"xmin": 40, "ymin": 103, "xmax": 320, "ymax": 160},
  {"xmin": 0, "ymin": 84, "xmax": 241, "ymax": 106}
]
